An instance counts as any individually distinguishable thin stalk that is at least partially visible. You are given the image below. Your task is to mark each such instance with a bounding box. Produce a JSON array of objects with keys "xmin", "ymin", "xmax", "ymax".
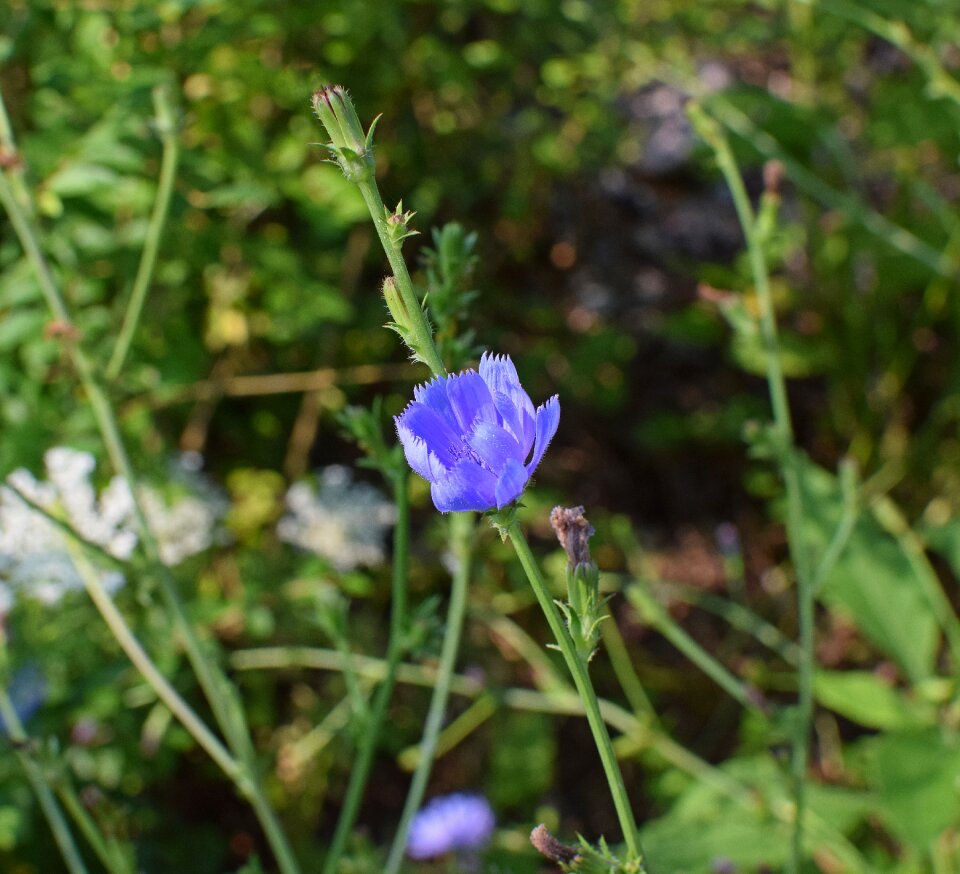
[
  {"xmin": 626, "ymin": 586, "xmax": 768, "ymax": 715},
  {"xmin": 354, "ymin": 175, "xmax": 446, "ymax": 377},
  {"xmin": 384, "ymin": 511, "xmax": 473, "ymax": 874},
  {"xmin": 658, "ymin": 582, "xmax": 801, "ymax": 666},
  {"xmin": 704, "ymin": 96, "xmax": 949, "ymax": 277},
  {"xmin": 322, "ymin": 471, "xmax": 410, "ymax": 874},
  {"xmin": 106, "ymin": 84, "xmax": 179, "ymax": 380},
  {"xmin": 507, "ymin": 523, "xmax": 643, "ymax": 863},
  {"xmin": 601, "ymin": 608, "xmax": 658, "ymax": 721},
  {"xmin": 398, "ymin": 694, "xmax": 498, "ymax": 769},
  {"xmin": 67, "ymin": 548, "xmax": 243, "ymax": 785},
  {"xmin": 688, "ymin": 103, "xmax": 812, "ymax": 874},
  {"xmin": 57, "ymin": 782, "xmax": 135, "ymax": 874},
  {"xmin": 0, "ymin": 688, "xmax": 89, "ymax": 874},
  {"xmin": 0, "ymin": 86, "xmax": 300, "ymax": 874}
]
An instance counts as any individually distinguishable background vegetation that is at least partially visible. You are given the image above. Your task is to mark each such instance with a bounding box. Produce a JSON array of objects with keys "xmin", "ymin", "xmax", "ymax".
[{"xmin": 3, "ymin": 0, "xmax": 960, "ymax": 871}]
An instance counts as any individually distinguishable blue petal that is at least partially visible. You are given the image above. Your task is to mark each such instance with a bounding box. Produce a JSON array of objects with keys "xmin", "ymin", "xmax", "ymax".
[
  {"xmin": 395, "ymin": 403, "xmax": 460, "ymax": 476},
  {"xmin": 445, "ymin": 370, "xmax": 495, "ymax": 432},
  {"xmin": 414, "ymin": 376, "xmax": 459, "ymax": 430},
  {"xmin": 495, "ymin": 457, "xmax": 529, "ymax": 508},
  {"xmin": 491, "ymin": 391, "xmax": 522, "ymax": 445},
  {"xmin": 395, "ymin": 423, "xmax": 448, "ymax": 482},
  {"xmin": 480, "ymin": 354, "xmax": 538, "ymax": 454},
  {"xmin": 431, "ymin": 460, "xmax": 498, "ymax": 512},
  {"xmin": 467, "ymin": 422, "xmax": 523, "ymax": 475},
  {"xmin": 479, "ymin": 352, "xmax": 521, "ymax": 395},
  {"xmin": 525, "ymin": 395, "xmax": 560, "ymax": 473}
]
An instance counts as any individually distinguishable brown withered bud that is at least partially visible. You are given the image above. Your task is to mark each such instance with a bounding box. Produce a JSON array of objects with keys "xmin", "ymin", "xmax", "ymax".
[
  {"xmin": 763, "ymin": 159, "xmax": 784, "ymax": 196},
  {"xmin": 550, "ymin": 505, "xmax": 594, "ymax": 568},
  {"xmin": 530, "ymin": 824, "xmax": 580, "ymax": 866}
]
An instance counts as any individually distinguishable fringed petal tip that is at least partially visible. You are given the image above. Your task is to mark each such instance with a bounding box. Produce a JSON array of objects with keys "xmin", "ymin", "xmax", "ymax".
[{"xmin": 526, "ymin": 394, "xmax": 560, "ymax": 474}]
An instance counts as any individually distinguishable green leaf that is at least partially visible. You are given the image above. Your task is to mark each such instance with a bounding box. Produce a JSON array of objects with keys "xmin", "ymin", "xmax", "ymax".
[
  {"xmin": 815, "ymin": 670, "xmax": 933, "ymax": 730},
  {"xmin": 46, "ymin": 161, "xmax": 120, "ymax": 197},
  {"xmin": 800, "ymin": 462, "xmax": 939, "ymax": 682},
  {"xmin": 869, "ymin": 728, "xmax": 960, "ymax": 850}
]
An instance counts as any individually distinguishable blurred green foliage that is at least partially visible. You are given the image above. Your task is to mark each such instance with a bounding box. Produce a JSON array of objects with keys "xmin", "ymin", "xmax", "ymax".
[{"xmin": 4, "ymin": 0, "xmax": 960, "ymax": 871}]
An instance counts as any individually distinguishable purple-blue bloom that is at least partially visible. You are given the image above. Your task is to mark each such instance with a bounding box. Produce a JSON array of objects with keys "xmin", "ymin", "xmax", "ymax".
[
  {"xmin": 406, "ymin": 792, "xmax": 495, "ymax": 859},
  {"xmin": 395, "ymin": 353, "xmax": 560, "ymax": 513}
]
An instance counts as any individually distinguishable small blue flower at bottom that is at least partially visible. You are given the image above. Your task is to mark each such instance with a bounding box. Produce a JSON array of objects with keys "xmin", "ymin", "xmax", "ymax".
[
  {"xmin": 395, "ymin": 353, "xmax": 560, "ymax": 512},
  {"xmin": 406, "ymin": 792, "xmax": 495, "ymax": 860}
]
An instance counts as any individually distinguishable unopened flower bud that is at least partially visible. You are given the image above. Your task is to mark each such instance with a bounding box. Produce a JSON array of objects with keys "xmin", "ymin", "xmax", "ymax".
[
  {"xmin": 383, "ymin": 277, "xmax": 412, "ymax": 334},
  {"xmin": 311, "ymin": 84, "xmax": 376, "ymax": 181},
  {"xmin": 386, "ymin": 200, "xmax": 418, "ymax": 245}
]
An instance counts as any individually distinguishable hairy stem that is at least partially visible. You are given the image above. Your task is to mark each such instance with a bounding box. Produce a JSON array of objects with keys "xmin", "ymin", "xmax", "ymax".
[{"xmin": 507, "ymin": 523, "xmax": 644, "ymax": 864}]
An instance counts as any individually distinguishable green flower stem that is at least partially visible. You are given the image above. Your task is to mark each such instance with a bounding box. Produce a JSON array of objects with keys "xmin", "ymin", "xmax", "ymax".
[
  {"xmin": 354, "ymin": 174, "xmax": 447, "ymax": 378},
  {"xmin": 600, "ymin": 610, "xmax": 658, "ymax": 721},
  {"xmin": 0, "ymin": 686, "xmax": 89, "ymax": 874},
  {"xmin": 322, "ymin": 471, "xmax": 410, "ymax": 874},
  {"xmin": 626, "ymin": 587, "xmax": 768, "ymax": 715},
  {"xmin": 384, "ymin": 510, "xmax": 473, "ymax": 874},
  {"xmin": 688, "ymin": 103, "xmax": 812, "ymax": 874},
  {"xmin": 106, "ymin": 84, "xmax": 179, "ymax": 381},
  {"xmin": 507, "ymin": 522, "xmax": 644, "ymax": 864},
  {"xmin": 0, "ymin": 88, "xmax": 301, "ymax": 874}
]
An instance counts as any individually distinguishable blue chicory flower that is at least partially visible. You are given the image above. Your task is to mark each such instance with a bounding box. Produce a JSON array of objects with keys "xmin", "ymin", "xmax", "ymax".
[
  {"xmin": 406, "ymin": 792, "xmax": 495, "ymax": 859},
  {"xmin": 395, "ymin": 353, "xmax": 560, "ymax": 513}
]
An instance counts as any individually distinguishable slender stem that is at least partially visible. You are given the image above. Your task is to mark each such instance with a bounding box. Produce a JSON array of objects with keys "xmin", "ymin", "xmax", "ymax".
[
  {"xmin": 507, "ymin": 522, "xmax": 643, "ymax": 863},
  {"xmin": 57, "ymin": 782, "xmax": 135, "ymax": 874},
  {"xmin": 601, "ymin": 610, "xmax": 658, "ymax": 721},
  {"xmin": 0, "ymin": 86, "xmax": 301, "ymax": 874},
  {"xmin": 398, "ymin": 693, "xmax": 498, "ymax": 769},
  {"xmin": 0, "ymin": 687, "xmax": 89, "ymax": 874},
  {"xmin": 68, "ymin": 548, "xmax": 244, "ymax": 784},
  {"xmin": 354, "ymin": 176, "xmax": 446, "ymax": 377},
  {"xmin": 384, "ymin": 511, "xmax": 473, "ymax": 874},
  {"xmin": 106, "ymin": 84, "xmax": 180, "ymax": 380},
  {"xmin": 689, "ymin": 104, "xmax": 812, "ymax": 874},
  {"xmin": 322, "ymin": 471, "xmax": 410, "ymax": 874},
  {"xmin": 626, "ymin": 586, "xmax": 768, "ymax": 715}
]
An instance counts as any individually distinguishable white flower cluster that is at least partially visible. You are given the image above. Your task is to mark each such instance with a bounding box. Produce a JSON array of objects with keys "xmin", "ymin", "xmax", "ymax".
[
  {"xmin": 277, "ymin": 466, "xmax": 396, "ymax": 572},
  {"xmin": 0, "ymin": 447, "xmax": 223, "ymax": 608}
]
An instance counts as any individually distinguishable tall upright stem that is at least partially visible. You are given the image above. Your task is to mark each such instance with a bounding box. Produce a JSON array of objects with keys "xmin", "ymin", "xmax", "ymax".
[
  {"xmin": 0, "ymin": 86, "xmax": 301, "ymax": 874},
  {"xmin": 688, "ymin": 104, "xmax": 812, "ymax": 874},
  {"xmin": 507, "ymin": 523, "xmax": 644, "ymax": 863},
  {"xmin": 384, "ymin": 511, "xmax": 473, "ymax": 874},
  {"xmin": 322, "ymin": 471, "xmax": 410, "ymax": 874}
]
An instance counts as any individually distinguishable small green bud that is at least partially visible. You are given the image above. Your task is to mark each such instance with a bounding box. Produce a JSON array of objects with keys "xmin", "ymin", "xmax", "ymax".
[
  {"xmin": 386, "ymin": 200, "xmax": 419, "ymax": 245},
  {"xmin": 311, "ymin": 84, "xmax": 375, "ymax": 181},
  {"xmin": 382, "ymin": 277, "xmax": 412, "ymax": 333}
]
